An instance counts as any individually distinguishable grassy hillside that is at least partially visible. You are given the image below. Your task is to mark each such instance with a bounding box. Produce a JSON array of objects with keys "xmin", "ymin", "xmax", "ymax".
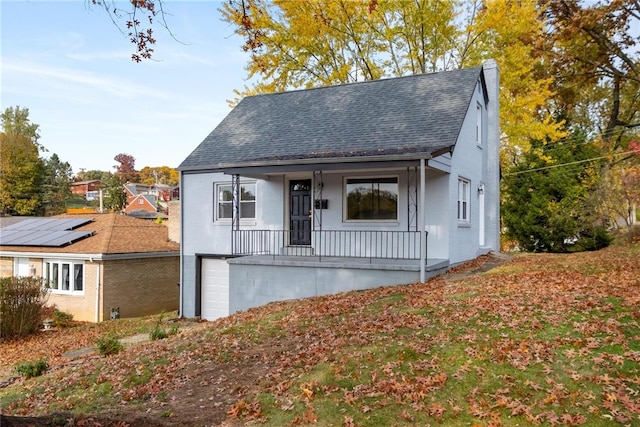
[{"xmin": 1, "ymin": 242, "xmax": 639, "ymax": 426}]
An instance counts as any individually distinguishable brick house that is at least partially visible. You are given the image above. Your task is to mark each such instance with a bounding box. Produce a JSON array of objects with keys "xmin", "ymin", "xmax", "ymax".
[
  {"xmin": 0, "ymin": 213, "xmax": 179, "ymax": 322},
  {"xmin": 71, "ymin": 180, "xmax": 102, "ymax": 201}
]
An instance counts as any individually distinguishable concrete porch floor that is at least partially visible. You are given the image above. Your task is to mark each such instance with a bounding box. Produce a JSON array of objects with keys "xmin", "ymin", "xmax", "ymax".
[{"xmin": 230, "ymin": 255, "xmax": 449, "ymax": 272}]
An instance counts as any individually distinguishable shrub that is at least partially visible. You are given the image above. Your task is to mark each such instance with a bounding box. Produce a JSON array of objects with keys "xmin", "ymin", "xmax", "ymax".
[
  {"xmin": 149, "ymin": 313, "xmax": 179, "ymax": 341},
  {"xmin": 95, "ymin": 334, "xmax": 124, "ymax": 356},
  {"xmin": 570, "ymin": 227, "xmax": 613, "ymax": 252},
  {"xmin": 14, "ymin": 358, "xmax": 49, "ymax": 378},
  {"xmin": 52, "ymin": 309, "xmax": 74, "ymax": 328},
  {"xmin": 0, "ymin": 276, "xmax": 49, "ymax": 338},
  {"xmin": 150, "ymin": 326, "xmax": 168, "ymax": 341}
]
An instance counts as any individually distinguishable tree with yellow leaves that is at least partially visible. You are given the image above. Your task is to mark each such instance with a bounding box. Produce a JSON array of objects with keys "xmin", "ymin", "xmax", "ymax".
[{"xmin": 0, "ymin": 107, "xmax": 44, "ymax": 216}]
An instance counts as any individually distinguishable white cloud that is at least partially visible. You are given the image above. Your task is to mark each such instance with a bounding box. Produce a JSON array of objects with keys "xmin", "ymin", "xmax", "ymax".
[{"xmin": 3, "ymin": 59, "xmax": 170, "ymax": 100}]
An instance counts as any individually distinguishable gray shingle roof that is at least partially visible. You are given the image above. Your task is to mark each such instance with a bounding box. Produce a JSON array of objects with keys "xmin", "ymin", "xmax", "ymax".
[{"xmin": 179, "ymin": 66, "xmax": 485, "ymax": 171}]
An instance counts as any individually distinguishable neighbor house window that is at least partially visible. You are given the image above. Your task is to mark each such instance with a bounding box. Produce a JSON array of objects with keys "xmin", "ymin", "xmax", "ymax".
[
  {"xmin": 44, "ymin": 260, "xmax": 84, "ymax": 294},
  {"xmin": 345, "ymin": 177, "xmax": 398, "ymax": 221},
  {"xmin": 458, "ymin": 178, "xmax": 471, "ymax": 223},
  {"xmin": 215, "ymin": 182, "xmax": 256, "ymax": 220}
]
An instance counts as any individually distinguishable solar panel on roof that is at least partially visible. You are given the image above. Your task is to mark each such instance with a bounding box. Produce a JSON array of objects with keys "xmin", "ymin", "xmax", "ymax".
[
  {"xmin": 1, "ymin": 218, "xmax": 92, "ymax": 232},
  {"xmin": 38, "ymin": 231, "xmax": 93, "ymax": 247},
  {"xmin": 0, "ymin": 217, "xmax": 94, "ymax": 247}
]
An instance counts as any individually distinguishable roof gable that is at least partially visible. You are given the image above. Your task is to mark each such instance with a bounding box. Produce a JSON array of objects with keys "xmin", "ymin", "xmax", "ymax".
[{"xmin": 179, "ymin": 66, "xmax": 484, "ymax": 172}]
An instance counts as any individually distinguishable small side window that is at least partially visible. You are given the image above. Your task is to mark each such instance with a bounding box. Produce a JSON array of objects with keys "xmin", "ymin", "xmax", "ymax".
[{"xmin": 457, "ymin": 178, "xmax": 471, "ymax": 223}]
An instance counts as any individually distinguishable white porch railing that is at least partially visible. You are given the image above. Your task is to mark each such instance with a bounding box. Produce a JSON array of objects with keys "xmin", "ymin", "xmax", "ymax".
[{"xmin": 232, "ymin": 229, "xmax": 426, "ymax": 262}]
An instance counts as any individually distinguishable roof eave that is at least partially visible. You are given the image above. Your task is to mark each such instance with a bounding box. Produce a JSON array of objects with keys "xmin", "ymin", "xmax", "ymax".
[
  {"xmin": 179, "ymin": 151, "xmax": 435, "ymax": 174},
  {"xmin": 0, "ymin": 250, "xmax": 179, "ymax": 260}
]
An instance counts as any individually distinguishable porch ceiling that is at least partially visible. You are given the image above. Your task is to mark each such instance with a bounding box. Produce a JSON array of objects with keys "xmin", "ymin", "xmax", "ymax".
[{"xmin": 216, "ymin": 157, "xmax": 440, "ymax": 178}]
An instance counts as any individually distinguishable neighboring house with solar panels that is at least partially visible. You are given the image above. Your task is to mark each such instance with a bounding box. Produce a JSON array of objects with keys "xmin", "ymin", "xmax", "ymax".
[
  {"xmin": 0, "ymin": 213, "xmax": 179, "ymax": 322},
  {"xmin": 177, "ymin": 62, "xmax": 501, "ymax": 321}
]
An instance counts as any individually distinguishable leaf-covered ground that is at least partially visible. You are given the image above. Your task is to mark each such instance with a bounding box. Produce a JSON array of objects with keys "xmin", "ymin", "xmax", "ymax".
[{"xmin": 1, "ymin": 242, "xmax": 639, "ymax": 426}]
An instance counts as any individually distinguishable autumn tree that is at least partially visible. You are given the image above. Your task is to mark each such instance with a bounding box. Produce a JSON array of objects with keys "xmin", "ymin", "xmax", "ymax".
[
  {"xmin": 535, "ymin": 0, "xmax": 640, "ymax": 231},
  {"xmin": 138, "ymin": 166, "xmax": 179, "ymax": 186},
  {"xmin": 542, "ymin": 0, "xmax": 640, "ymax": 151},
  {"xmin": 87, "ymin": 0, "xmax": 163, "ymax": 62},
  {"xmin": 473, "ymin": 0, "xmax": 567, "ymax": 152},
  {"xmin": 102, "ymin": 174, "xmax": 127, "ymax": 212},
  {"xmin": 0, "ymin": 107, "xmax": 44, "ymax": 216},
  {"xmin": 589, "ymin": 139, "xmax": 640, "ymax": 227},
  {"xmin": 114, "ymin": 153, "xmax": 139, "ymax": 183}
]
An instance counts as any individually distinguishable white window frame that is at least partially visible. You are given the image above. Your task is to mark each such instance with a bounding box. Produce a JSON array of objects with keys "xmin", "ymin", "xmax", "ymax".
[
  {"xmin": 457, "ymin": 178, "xmax": 471, "ymax": 224},
  {"xmin": 214, "ymin": 181, "xmax": 256, "ymax": 222},
  {"xmin": 343, "ymin": 175, "xmax": 399, "ymax": 223},
  {"xmin": 44, "ymin": 260, "xmax": 84, "ymax": 295},
  {"xmin": 476, "ymin": 102, "xmax": 483, "ymax": 146},
  {"xmin": 13, "ymin": 257, "xmax": 31, "ymax": 277}
]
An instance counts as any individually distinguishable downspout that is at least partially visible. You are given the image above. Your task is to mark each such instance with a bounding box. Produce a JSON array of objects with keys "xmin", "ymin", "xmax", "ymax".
[
  {"xmin": 419, "ymin": 158, "xmax": 426, "ymax": 282},
  {"xmin": 179, "ymin": 170, "xmax": 184, "ymax": 318},
  {"xmin": 94, "ymin": 259, "xmax": 100, "ymax": 323}
]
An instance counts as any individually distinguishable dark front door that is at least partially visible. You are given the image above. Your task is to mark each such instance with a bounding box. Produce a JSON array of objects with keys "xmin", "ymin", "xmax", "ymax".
[{"xmin": 290, "ymin": 180, "xmax": 312, "ymax": 245}]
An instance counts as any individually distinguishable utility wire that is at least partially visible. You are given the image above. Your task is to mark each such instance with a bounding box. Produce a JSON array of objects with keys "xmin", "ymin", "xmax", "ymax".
[{"xmin": 503, "ymin": 149, "xmax": 639, "ymax": 176}]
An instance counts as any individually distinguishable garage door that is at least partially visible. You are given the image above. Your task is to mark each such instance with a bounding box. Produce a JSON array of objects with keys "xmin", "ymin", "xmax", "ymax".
[{"xmin": 201, "ymin": 258, "xmax": 230, "ymax": 321}]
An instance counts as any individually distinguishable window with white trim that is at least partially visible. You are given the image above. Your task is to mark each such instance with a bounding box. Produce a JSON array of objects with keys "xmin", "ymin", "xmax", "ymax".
[
  {"xmin": 44, "ymin": 260, "xmax": 84, "ymax": 294},
  {"xmin": 345, "ymin": 177, "xmax": 398, "ymax": 221},
  {"xmin": 215, "ymin": 182, "xmax": 256, "ymax": 221},
  {"xmin": 476, "ymin": 102, "xmax": 483, "ymax": 146},
  {"xmin": 457, "ymin": 178, "xmax": 471, "ymax": 223}
]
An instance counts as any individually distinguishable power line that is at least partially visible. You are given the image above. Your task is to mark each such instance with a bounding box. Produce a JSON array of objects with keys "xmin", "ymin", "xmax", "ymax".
[{"xmin": 503, "ymin": 150, "xmax": 639, "ymax": 176}]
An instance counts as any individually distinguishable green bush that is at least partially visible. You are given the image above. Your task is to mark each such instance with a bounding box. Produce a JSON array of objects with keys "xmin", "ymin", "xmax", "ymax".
[
  {"xmin": 95, "ymin": 334, "xmax": 124, "ymax": 356},
  {"xmin": 149, "ymin": 326, "xmax": 168, "ymax": 341},
  {"xmin": 52, "ymin": 309, "xmax": 74, "ymax": 328},
  {"xmin": 0, "ymin": 276, "xmax": 49, "ymax": 338},
  {"xmin": 14, "ymin": 358, "xmax": 49, "ymax": 378},
  {"xmin": 570, "ymin": 227, "xmax": 613, "ymax": 252},
  {"xmin": 149, "ymin": 313, "xmax": 179, "ymax": 341}
]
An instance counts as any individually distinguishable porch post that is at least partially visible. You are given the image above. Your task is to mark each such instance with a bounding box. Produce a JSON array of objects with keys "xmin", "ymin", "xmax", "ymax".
[
  {"xmin": 419, "ymin": 158, "xmax": 426, "ymax": 282},
  {"xmin": 231, "ymin": 174, "xmax": 240, "ymax": 253}
]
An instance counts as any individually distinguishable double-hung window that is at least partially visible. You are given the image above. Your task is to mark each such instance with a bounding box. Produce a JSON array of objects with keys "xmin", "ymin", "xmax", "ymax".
[
  {"xmin": 345, "ymin": 177, "xmax": 398, "ymax": 221},
  {"xmin": 215, "ymin": 182, "xmax": 256, "ymax": 221},
  {"xmin": 44, "ymin": 260, "xmax": 84, "ymax": 294},
  {"xmin": 457, "ymin": 178, "xmax": 471, "ymax": 224}
]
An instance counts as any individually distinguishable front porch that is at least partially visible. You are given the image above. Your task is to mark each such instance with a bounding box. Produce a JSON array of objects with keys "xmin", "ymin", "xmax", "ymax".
[{"xmin": 224, "ymin": 227, "xmax": 448, "ymax": 314}]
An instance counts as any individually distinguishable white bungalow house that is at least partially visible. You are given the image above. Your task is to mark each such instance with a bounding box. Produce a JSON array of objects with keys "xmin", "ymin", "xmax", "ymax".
[{"xmin": 178, "ymin": 61, "xmax": 500, "ymax": 321}]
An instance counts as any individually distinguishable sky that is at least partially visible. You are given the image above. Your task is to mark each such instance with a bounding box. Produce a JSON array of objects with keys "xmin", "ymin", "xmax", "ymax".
[{"xmin": 1, "ymin": 0, "xmax": 251, "ymax": 174}]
